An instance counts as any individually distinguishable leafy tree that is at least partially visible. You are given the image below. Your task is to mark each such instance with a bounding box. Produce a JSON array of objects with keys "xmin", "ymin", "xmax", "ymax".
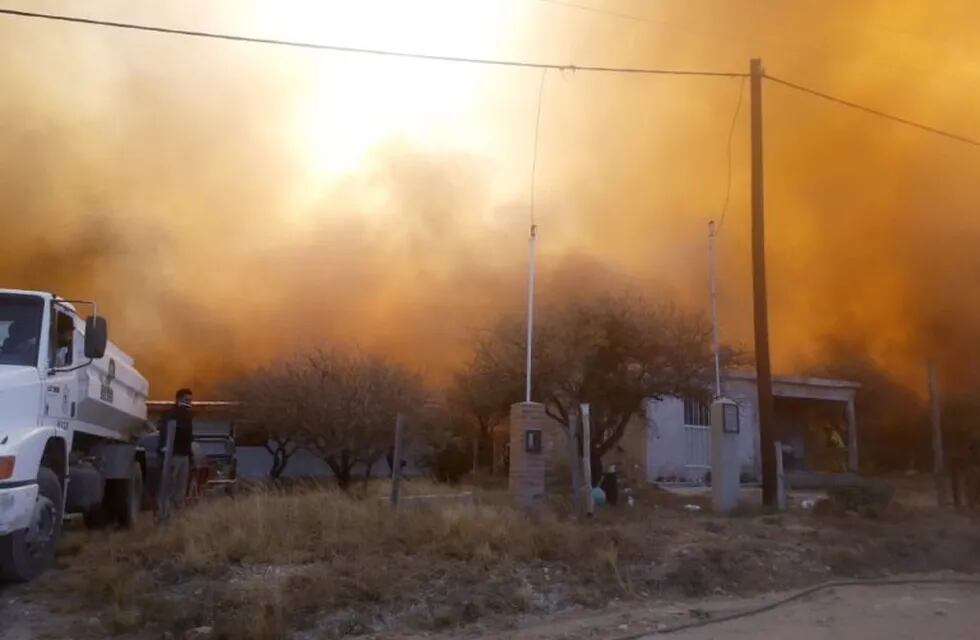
[{"xmin": 466, "ymin": 296, "xmax": 714, "ymax": 463}]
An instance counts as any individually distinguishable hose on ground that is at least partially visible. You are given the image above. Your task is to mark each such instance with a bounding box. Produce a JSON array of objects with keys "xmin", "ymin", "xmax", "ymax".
[{"xmin": 608, "ymin": 576, "xmax": 980, "ymax": 639}]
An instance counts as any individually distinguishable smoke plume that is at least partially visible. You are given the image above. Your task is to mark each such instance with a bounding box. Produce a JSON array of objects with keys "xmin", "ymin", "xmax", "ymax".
[{"xmin": 1, "ymin": 1, "xmax": 977, "ymax": 397}]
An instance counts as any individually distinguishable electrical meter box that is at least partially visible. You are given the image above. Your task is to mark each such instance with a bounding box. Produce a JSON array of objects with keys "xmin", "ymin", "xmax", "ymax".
[{"xmin": 711, "ymin": 397, "xmax": 741, "ymax": 513}]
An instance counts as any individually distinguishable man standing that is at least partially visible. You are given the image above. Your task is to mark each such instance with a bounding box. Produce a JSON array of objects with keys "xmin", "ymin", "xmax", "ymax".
[{"xmin": 157, "ymin": 388, "xmax": 193, "ymax": 519}]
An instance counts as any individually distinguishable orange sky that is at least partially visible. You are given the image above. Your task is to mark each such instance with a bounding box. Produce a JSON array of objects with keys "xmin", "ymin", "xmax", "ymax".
[{"xmin": 0, "ymin": 1, "xmax": 977, "ymax": 396}]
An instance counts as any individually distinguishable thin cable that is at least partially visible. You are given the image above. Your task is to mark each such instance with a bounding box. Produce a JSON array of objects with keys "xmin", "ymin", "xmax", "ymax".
[
  {"xmin": 766, "ymin": 74, "xmax": 980, "ymax": 147},
  {"xmin": 0, "ymin": 8, "xmax": 746, "ymax": 78},
  {"xmin": 529, "ymin": 69, "xmax": 547, "ymax": 228},
  {"xmin": 607, "ymin": 576, "xmax": 980, "ymax": 639},
  {"xmin": 537, "ymin": 0, "xmax": 671, "ymax": 28},
  {"xmin": 716, "ymin": 76, "xmax": 746, "ymax": 233}
]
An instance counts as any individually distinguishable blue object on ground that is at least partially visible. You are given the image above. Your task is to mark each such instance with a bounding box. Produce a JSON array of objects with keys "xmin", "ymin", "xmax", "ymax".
[{"xmin": 592, "ymin": 486, "xmax": 607, "ymax": 505}]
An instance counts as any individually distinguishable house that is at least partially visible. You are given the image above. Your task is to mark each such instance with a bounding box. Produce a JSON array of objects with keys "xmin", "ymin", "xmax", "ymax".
[{"xmin": 644, "ymin": 371, "xmax": 860, "ymax": 485}]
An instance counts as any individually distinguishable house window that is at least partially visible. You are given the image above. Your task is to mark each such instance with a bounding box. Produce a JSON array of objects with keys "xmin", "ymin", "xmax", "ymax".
[{"xmin": 683, "ymin": 397, "xmax": 711, "ymax": 426}]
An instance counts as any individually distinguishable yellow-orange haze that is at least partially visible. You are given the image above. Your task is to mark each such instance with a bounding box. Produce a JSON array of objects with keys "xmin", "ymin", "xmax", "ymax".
[{"xmin": 0, "ymin": 1, "xmax": 977, "ymax": 396}]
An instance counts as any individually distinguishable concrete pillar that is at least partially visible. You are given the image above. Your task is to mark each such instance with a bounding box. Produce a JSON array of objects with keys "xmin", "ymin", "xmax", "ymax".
[
  {"xmin": 508, "ymin": 402, "xmax": 551, "ymax": 508},
  {"xmin": 711, "ymin": 398, "xmax": 741, "ymax": 513},
  {"xmin": 845, "ymin": 398, "xmax": 858, "ymax": 473}
]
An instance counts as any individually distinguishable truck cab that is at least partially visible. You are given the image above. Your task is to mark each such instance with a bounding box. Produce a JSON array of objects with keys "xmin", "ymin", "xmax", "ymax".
[{"xmin": 0, "ymin": 289, "xmax": 150, "ymax": 582}]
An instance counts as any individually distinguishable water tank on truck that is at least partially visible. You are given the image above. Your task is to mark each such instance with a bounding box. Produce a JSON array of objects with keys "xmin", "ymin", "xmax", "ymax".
[{"xmin": 0, "ymin": 289, "xmax": 151, "ymax": 582}]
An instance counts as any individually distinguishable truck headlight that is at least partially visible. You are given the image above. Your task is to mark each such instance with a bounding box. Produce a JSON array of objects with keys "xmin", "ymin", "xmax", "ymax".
[{"xmin": 0, "ymin": 456, "xmax": 14, "ymax": 480}]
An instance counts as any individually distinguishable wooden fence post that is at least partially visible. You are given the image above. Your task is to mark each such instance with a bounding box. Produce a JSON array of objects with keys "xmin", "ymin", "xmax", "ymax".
[
  {"xmin": 567, "ymin": 413, "xmax": 582, "ymax": 516},
  {"xmin": 157, "ymin": 417, "xmax": 177, "ymax": 522},
  {"xmin": 580, "ymin": 403, "xmax": 594, "ymax": 517},
  {"xmin": 928, "ymin": 363, "xmax": 947, "ymax": 508},
  {"xmin": 390, "ymin": 413, "xmax": 406, "ymax": 509}
]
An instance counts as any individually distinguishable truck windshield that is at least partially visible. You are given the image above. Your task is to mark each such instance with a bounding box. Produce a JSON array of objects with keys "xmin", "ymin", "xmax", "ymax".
[{"xmin": 0, "ymin": 294, "xmax": 43, "ymax": 367}]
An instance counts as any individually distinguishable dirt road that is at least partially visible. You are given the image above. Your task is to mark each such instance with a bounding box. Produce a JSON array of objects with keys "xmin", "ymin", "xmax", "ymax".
[
  {"xmin": 664, "ymin": 582, "xmax": 980, "ymax": 640},
  {"xmin": 467, "ymin": 577, "xmax": 980, "ymax": 640},
  {"xmin": 4, "ymin": 574, "xmax": 980, "ymax": 639}
]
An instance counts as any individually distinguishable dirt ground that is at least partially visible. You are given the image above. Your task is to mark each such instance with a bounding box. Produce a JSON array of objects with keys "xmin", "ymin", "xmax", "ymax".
[
  {"xmin": 6, "ymin": 572, "xmax": 980, "ymax": 640},
  {"xmin": 665, "ymin": 581, "xmax": 980, "ymax": 640},
  {"xmin": 1, "ymin": 476, "xmax": 979, "ymax": 639},
  {"xmin": 422, "ymin": 576, "xmax": 980, "ymax": 640}
]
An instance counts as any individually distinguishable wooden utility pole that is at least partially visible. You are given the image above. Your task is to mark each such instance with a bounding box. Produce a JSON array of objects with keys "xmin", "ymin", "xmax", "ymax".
[
  {"xmin": 750, "ymin": 58, "xmax": 778, "ymax": 507},
  {"xmin": 928, "ymin": 363, "xmax": 947, "ymax": 507},
  {"xmin": 390, "ymin": 413, "xmax": 406, "ymax": 509}
]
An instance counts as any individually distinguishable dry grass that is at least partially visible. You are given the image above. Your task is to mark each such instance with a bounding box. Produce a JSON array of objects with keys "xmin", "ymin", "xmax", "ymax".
[
  {"xmin": 49, "ymin": 486, "xmax": 623, "ymax": 638},
  {"xmin": 36, "ymin": 481, "xmax": 980, "ymax": 639}
]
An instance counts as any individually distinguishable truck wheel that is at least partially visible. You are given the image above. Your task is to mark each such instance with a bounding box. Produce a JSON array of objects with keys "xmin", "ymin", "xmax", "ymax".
[
  {"xmin": 117, "ymin": 461, "xmax": 142, "ymax": 528},
  {"xmin": 0, "ymin": 468, "xmax": 63, "ymax": 582}
]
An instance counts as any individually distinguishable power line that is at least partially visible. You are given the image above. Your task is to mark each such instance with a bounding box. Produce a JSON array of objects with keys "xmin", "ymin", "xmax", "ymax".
[
  {"xmin": 537, "ymin": 0, "xmax": 670, "ymax": 28},
  {"xmin": 0, "ymin": 7, "xmax": 745, "ymax": 78},
  {"xmin": 766, "ymin": 74, "xmax": 980, "ymax": 147},
  {"xmin": 4, "ymin": 8, "xmax": 975, "ymax": 148},
  {"xmin": 716, "ymin": 76, "xmax": 746, "ymax": 233}
]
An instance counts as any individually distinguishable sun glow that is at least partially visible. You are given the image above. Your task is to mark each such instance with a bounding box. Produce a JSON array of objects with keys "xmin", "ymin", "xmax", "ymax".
[{"xmin": 252, "ymin": 1, "xmax": 514, "ymax": 176}]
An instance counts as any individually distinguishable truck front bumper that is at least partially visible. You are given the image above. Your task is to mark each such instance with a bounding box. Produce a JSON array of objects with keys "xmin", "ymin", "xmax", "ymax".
[{"xmin": 0, "ymin": 484, "xmax": 39, "ymax": 536}]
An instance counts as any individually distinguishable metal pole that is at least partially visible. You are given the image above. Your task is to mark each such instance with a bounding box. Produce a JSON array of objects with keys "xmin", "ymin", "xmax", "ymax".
[
  {"xmin": 390, "ymin": 413, "xmax": 406, "ymax": 509},
  {"xmin": 525, "ymin": 224, "xmax": 537, "ymax": 403},
  {"xmin": 708, "ymin": 220, "xmax": 722, "ymax": 398},
  {"xmin": 750, "ymin": 58, "xmax": 778, "ymax": 507},
  {"xmin": 774, "ymin": 440, "xmax": 786, "ymax": 511},
  {"xmin": 928, "ymin": 362, "xmax": 947, "ymax": 507}
]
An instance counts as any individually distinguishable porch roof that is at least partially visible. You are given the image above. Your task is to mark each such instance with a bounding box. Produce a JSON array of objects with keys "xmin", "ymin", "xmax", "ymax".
[{"xmin": 725, "ymin": 370, "xmax": 859, "ymax": 403}]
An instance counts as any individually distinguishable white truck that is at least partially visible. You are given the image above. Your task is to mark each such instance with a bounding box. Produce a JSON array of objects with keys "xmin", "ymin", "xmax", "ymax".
[{"xmin": 0, "ymin": 288, "xmax": 150, "ymax": 581}]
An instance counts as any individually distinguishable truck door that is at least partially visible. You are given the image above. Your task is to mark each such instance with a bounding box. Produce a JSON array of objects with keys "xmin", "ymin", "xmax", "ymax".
[{"xmin": 44, "ymin": 306, "xmax": 80, "ymax": 432}]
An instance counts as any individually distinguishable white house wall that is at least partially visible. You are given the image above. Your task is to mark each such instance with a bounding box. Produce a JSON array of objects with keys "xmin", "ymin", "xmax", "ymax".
[
  {"xmin": 723, "ymin": 380, "xmax": 762, "ymax": 480},
  {"xmin": 645, "ymin": 397, "xmax": 689, "ymax": 482},
  {"xmin": 644, "ymin": 389, "xmax": 761, "ymax": 484}
]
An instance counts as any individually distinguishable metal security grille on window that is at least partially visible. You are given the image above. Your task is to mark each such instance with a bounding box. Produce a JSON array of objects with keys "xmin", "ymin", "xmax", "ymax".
[{"xmin": 683, "ymin": 398, "xmax": 711, "ymax": 426}]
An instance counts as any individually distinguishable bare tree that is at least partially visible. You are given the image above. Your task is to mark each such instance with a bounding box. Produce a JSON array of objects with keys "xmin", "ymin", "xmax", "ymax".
[
  {"xmin": 227, "ymin": 350, "xmax": 425, "ymax": 488},
  {"xmin": 446, "ymin": 353, "xmax": 517, "ymax": 472},
  {"xmin": 294, "ymin": 349, "xmax": 425, "ymax": 489},
  {"xmin": 469, "ymin": 296, "xmax": 715, "ymax": 462},
  {"xmin": 225, "ymin": 366, "xmax": 303, "ymax": 480}
]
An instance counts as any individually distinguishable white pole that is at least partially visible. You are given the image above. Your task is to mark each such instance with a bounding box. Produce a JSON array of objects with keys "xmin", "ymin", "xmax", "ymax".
[
  {"xmin": 525, "ymin": 224, "xmax": 537, "ymax": 403},
  {"xmin": 708, "ymin": 220, "xmax": 722, "ymax": 398}
]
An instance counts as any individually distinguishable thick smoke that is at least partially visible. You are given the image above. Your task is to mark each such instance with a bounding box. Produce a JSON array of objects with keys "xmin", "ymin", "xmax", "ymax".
[{"xmin": 1, "ymin": 2, "xmax": 977, "ymax": 397}]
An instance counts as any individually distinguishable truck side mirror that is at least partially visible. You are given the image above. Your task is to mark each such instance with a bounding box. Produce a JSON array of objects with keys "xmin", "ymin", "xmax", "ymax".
[{"xmin": 84, "ymin": 316, "xmax": 108, "ymax": 359}]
